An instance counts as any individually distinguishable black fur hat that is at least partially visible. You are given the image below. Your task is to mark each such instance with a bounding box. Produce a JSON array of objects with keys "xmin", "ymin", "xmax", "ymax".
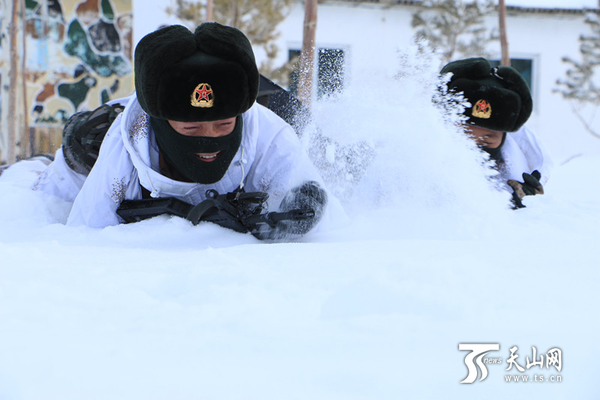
[
  {"xmin": 441, "ymin": 57, "xmax": 532, "ymax": 132},
  {"xmin": 134, "ymin": 23, "xmax": 259, "ymax": 122}
]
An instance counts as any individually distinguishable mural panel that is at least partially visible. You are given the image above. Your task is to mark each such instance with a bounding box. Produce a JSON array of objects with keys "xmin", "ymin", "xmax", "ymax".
[{"xmin": 23, "ymin": 0, "xmax": 133, "ymax": 127}]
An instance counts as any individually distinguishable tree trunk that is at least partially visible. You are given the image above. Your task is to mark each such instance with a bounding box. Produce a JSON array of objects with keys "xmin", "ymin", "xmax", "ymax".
[
  {"xmin": 298, "ymin": 0, "xmax": 317, "ymax": 107},
  {"xmin": 206, "ymin": 0, "xmax": 213, "ymax": 22},
  {"xmin": 7, "ymin": 0, "xmax": 20, "ymax": 164},
  {"xmin": 21, "ymin": 0, "xmax": 31, "ymax": 158},
  {"xmin": 498, "ymin": 0, "xmax": 510, "ymax": 66}
]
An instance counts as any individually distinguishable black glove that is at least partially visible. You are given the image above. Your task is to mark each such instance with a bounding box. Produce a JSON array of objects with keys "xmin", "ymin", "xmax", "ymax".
[
  {"xmin": 507, "ymin": 170, "xmax": 544, "ymax": 209},
  {"xmin": 269, "ymin": 181, "xmax": 328, "ymax": 239}
]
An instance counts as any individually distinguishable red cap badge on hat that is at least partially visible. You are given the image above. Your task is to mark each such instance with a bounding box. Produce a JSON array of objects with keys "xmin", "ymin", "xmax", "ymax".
[
  {"xmin": 472, "ymin": 99, "xmax": 491, "ymax": 119},
  {"xmin": 191, "ymin": 83, "xmax": 214, "ymax": 108}
]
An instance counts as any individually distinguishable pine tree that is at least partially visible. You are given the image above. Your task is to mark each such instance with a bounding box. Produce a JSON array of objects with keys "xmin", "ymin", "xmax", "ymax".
[
  {"xmin": 556, "ymin": 12, "xmax": 600, "ymax": 103},
  {"xmin": 166, "ymin": 0, "xmax": 295, "ymax": 81},
  {"xmin": 555, "ymin": 12, "xmax": 600, "ymax": 138},
  {"xmin": 411, "ymin": 0, "xmax": 498, "ymax": 66},
  {"xmin": 555, "ymin": 13, "xmax": 600, "ymax": 138}
]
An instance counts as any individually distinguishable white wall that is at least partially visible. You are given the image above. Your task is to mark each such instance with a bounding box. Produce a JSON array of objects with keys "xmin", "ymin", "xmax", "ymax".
[
  {"xmin": 274, "ymin": 2, "xmax": 420, "ymax": 80},
  {"xmin": 498, "ymin": 10, "xmax": 599, "ymax": 163},
  {"xmin": 132, "ymin": 0, "xmax": 182, "ymax": 48}
]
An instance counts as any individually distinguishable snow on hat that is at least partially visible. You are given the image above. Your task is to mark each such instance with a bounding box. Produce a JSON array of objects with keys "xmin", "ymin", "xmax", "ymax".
[
  {"xmin": 134, "ymin": 23, "xmax": 259, "ymax": 122},
  {"xmin": 440, "ymin": 57, "xmax": 532, "ymax": 132}
]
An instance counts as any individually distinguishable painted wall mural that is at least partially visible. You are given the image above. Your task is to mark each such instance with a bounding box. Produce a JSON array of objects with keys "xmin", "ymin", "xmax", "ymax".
[{"xmin": 24, "ymin": 0, "xmax": 133, "ymax": 126}]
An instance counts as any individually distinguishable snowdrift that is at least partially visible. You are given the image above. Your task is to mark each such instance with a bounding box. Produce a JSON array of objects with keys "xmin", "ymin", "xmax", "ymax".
[{"xmin": 1, "ymin": 47, "xmax": 598, "ymax": 400}]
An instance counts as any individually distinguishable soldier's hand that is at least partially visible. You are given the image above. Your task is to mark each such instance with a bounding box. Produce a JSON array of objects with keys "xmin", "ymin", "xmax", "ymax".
[
  {"xmin": 507, "ymin": 170, "xmax": 544, "ymax": 209},
  {"xmin": 270, "ymin": 181, "xmax": 327, "ymax": 239}
]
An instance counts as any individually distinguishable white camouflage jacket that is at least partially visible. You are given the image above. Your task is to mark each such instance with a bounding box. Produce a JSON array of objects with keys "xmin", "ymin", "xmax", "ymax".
[
  {"xmin": 498, "ymin": 125, "xmax": 552, "ymax": 187},
  {"xmin": 35, "ymin": 95, "xmax": 324, "ymax": 228}
]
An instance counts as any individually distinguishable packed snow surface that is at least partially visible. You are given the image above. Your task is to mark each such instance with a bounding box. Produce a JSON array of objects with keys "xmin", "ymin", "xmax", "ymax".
[{"xmin": 1, "ymin": 48, "xmax": 598, "ymax": 399}]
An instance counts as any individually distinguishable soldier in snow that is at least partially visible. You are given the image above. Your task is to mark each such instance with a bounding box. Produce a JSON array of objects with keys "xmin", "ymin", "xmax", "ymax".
[
  {"xmin": 440, "ymin": 57, "xmax": 552, "ymax": 208},
  {"xmin": 32, "ymin": 23, "xmax": 327, "ymax": 237}
]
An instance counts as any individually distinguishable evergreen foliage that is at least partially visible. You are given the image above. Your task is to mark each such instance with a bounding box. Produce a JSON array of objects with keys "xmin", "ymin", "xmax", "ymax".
[
  {"xmin": 411, "ymin": 0, "xmax": 498, "ymax": 65},
  {"xmin": 166, "ymin": 0, "xmax": 296, "ymax": 81},
  {"xmin": 556, "ymin": 12, "xmax": 600, "ymax": 104},
  {"xmin": 555, "ymin": 12, "xmax": 600, "ymax": 139}
]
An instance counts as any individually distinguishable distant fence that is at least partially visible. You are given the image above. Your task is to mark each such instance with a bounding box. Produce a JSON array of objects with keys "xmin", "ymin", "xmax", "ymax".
[{"xmin": 32, "ymin": 127, "xmax": 63, "ymax": 157}]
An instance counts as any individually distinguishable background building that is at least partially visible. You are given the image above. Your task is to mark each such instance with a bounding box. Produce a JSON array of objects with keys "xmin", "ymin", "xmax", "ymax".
[
  {"xmin": 267, "ymin": 1, "xmax": 600, "ymax": 164},
  {"xmin": 2, "ymin": 0, "xmax": 599, "ymax": 165}
]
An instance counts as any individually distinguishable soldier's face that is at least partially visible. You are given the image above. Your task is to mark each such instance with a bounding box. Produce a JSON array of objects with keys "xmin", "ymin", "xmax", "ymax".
[
  {"xmin": 167, "ymin": 118, "xmax": 237, "ymax": 163},
  {"xmin": 463, "ymin": 125, "xmax": 504, "ymax": 149},
  {"xmin": 168, "ymin": 118, "xmax": 236, "ymax": 138}
]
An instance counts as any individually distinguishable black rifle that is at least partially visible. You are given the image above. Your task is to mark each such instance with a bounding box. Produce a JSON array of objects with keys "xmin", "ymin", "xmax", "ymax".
[{"xmin": 116, "ymin": 188, "xmax": 315, "ymax": 238}]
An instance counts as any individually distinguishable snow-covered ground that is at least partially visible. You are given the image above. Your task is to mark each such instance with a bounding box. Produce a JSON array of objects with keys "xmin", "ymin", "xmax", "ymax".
[{"xmin": 1, "ymin": 47, "xmax": 599, "ymax": 399}]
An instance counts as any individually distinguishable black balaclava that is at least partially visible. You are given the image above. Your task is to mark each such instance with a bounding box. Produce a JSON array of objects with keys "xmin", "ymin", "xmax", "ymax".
[
  {"xmin": 150, "ymin": 116, "xmax": 243, "ymax": 184},
  {"xmin": 481, "ymin": 131, "xmax": 507, "ymax": 165}
]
